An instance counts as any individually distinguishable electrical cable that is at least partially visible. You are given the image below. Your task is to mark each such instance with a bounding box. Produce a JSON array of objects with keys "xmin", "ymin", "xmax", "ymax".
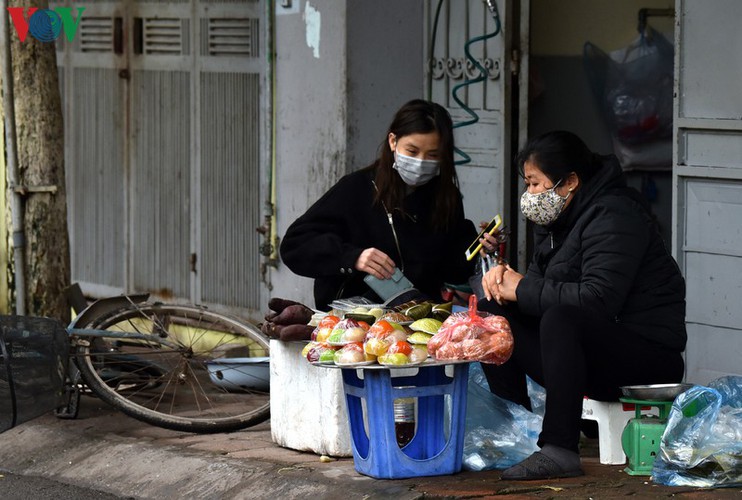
[{"xmin": 449, "ymin": 0, "xmax": 502, "ymax": 165}]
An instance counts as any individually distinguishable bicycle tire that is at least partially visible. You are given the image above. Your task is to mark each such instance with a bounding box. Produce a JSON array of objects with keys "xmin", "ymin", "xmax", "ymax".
[{"xmin": 73, "ymin": 303, "xmax": 270, "ymax": 433}]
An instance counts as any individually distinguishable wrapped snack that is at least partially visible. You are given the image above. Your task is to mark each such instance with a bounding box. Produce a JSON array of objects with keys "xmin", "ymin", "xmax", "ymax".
[
  {"xmin": 327, "ymin": 318, "xmax": 368, "ymax": 345},
  {"xmin": 333, "ymin": 342, "xmax": 371, "ymax": 365},
  {"xmin": 366, "ymin": 319, "xmax": 406, "ymax": 342},
  {"xmin": 427, "ymin": 295, "xmax": 513, "ymax": 365},
  {"xmin": 378, "ymin": 340, "xmax": 414, "ymax": 366},
  {"xmin": 305, "ymin": 342, "xmax": 338, "ymax": 364},
  {"xmin": 311, "ymin": 315, "xmax": 340, "ymax": 342}
]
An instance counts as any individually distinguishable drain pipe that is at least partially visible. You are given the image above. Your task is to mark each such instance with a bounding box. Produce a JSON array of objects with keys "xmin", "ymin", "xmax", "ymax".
[
  {"xmin": 0, "ymin": 1, "xmax": 27, "ymax": 315},
  {"xmin": 258, "ymin": 0, "xmax": 279, "ymax": 291}
]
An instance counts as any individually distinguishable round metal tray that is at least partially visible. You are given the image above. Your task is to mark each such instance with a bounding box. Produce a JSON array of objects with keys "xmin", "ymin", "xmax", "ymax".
[{"xmin": 619, "ymin": 383, "xmax": 693, "ymax": 401}]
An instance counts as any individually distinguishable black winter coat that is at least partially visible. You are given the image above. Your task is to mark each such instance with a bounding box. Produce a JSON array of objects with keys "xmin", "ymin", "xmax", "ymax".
[
  {"xmin": 280, "ymin": 167, "xmax": 477, "ymax": 310},
  {"xmin": 516, "ymin": 156, "xmax": 687, "ymax": 351}
]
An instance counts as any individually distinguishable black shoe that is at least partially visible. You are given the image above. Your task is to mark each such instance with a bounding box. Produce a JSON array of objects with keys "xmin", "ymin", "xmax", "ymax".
[{"xmin": 501, "ymin": 451, "xmax": 584, "ymax": 481}]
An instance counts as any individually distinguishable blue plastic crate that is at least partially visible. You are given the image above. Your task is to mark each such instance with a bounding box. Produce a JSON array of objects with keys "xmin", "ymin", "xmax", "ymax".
[{"xmin": 340, "ymin": 362, "xmax": 469, "ymax": 479}]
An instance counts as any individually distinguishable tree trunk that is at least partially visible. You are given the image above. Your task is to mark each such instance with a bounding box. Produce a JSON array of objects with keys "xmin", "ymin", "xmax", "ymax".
[{"xmin": 9, "ymin": 0, "xmax": 70, "ymax": 321}]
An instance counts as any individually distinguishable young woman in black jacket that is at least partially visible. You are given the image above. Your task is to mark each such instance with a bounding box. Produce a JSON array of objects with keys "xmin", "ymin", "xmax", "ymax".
[
  {"xmin": 478, "ymin": 131, "xmax": 687, "ymax": 480},
  {"xmin": 280, "ymin": 99, "xmax": 477, "ymax": 310}
]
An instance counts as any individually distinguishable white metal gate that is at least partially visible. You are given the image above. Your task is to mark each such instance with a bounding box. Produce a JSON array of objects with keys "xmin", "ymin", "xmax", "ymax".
[
  {"xmin": 674, "ymin": 0, "xmax": 742, "ymax": 383},
  {"xmin": 56, "ymin": 0, "xmax": 266, "ymax": 315},
  {"xmin": 424, "ymin": 0, "xmax": 514, "ymax": 230}
]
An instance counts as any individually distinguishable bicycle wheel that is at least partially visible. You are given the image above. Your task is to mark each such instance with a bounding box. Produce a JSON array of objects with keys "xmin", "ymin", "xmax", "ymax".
[{"xmin": 73, "ymin": 303, "xmax": 270, "ymax": 433}]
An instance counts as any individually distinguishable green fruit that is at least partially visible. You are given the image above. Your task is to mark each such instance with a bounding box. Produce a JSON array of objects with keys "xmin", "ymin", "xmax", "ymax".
[
  {"xmin": 409, "ymin": 318, "xmax": 442, "ymax": 334},
  {"xmin": 407, "ymin": 332, "xmax": 433, "ymax": 345}
]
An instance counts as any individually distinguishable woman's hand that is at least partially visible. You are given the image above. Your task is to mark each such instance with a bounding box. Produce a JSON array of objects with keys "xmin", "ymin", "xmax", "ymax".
[
  {"xmin": 481, "ymin": 264, "xmax": 523, "ymax": 305},
  {"xmin": 477, "ymin": 221, "xmax": 499, "ymax": 255},
  {"xmin": 355, "ymin": 248, "xmax": 396, "ymax": 279}
]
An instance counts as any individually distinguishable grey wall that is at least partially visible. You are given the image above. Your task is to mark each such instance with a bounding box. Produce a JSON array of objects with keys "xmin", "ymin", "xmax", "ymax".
[
  {"xmin": 272, "ymin": 0, "xmax": 349, "ymax": 305},
  {"xmin": 346, "ymin": 0, "xmax": 424, "ymax": 169}
]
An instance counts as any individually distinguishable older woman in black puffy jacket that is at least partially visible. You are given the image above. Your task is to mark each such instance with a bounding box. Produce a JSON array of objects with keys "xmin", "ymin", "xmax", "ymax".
[{"xmin": 478, "ymin": 131, "xmax": 686, "ymax": 480}]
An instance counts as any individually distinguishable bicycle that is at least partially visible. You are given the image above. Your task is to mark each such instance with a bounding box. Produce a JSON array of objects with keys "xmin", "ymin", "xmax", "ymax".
[{"xmin": 57, "ymin": 292, "xmax": 271, "ymax": 433}]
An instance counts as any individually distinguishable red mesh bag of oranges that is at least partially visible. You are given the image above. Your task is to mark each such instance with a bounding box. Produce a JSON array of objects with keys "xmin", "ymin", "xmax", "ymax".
[{"xmin": 427, "ymin": 295, "xmax": 513, "ymax": 365}]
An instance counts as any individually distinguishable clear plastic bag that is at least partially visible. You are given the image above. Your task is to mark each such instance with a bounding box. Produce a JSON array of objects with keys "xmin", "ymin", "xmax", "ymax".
[
  {"xmin": 652, "ymin": 376, "xmax": 742, "ymax": 488},
  {"xmin": 427, "ymin": 295, "xmax": 513, "ymax": 364},
  {"xmin": 462, "ymin": 363, "xmax": 542, "ymax": 471},
  {"xmin": 584, "ymin": 27, "xmax": 674, "ymax": 170}
]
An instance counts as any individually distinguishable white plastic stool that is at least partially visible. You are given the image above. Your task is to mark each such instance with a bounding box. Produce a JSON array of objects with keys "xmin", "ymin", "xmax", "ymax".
[{"xmin": 581, "ymin": 398, "xmax": 657, "ymax": 465}]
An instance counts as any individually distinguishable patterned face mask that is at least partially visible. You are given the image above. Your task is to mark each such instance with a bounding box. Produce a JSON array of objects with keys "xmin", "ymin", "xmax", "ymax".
[{"xmin": 520, "ymin": 180, "xmax": 570, "ymax": 226}]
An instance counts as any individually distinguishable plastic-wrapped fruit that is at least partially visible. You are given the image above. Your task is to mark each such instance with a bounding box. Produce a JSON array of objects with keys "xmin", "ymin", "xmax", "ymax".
[
  {"xmin": 367, "ymin": 319, "xmax": 395, "ymax": 339},
  {"xmin": 341, "ymin": 326, "xmax": 367, "ymax": 343},
  {"xmin": 409, "ymin": 318, "xmax": 442, "ymax": 334},
  {"xmin": 301, "ymin": 342, "xmax": 316, "ymax": 358},
  {"xmin": 384, "ymin": 328, "xmax": 408, "ymax": 343},
  {"xmin": 378, "ymin": 353, "xmax": 409, "ymax": 365},
  {"xmin": 407, "ymin": 332, "xmax": 433, "ymax": 345},
  {"xmin": 312, "ymin": 315, "xmax": 340, "ymax": 341},
  {"xmin": 408, "ymin": 345, "xmax": 428, "ymax": 364},
  {"xmin": 319, "ymin": 348, "xmax": 337, "ymax": 363},
  {"xmin": 387, "ymin": 340, "xmax": 413, "ymax": 356},
  {"xmin": 327, "ymin": 331, "xmax": 344, "ymax": 344},
  {"xmin": 334, "ymin": 347, "xmax": 365, "ymax": 365},
  {"xmin": 364, "ymin": 337, "xmax": 390, "ymax": 356},
  {"xmin": 314, "ymin": 327, "xmax": 333, "ymax": 343},
  {"xmin": 306, "ymin": 342, "xmax": 333, "ymax": 363},
  {"xmin": 317, "ymin": 315, "xmax": 341, "ymax": 329},
  {"xmin": 387, "ymin": 321, "xmax": 406, "ymax": 332}
]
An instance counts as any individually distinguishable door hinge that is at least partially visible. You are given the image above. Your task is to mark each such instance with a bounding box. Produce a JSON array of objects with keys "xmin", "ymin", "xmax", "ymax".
[{"xmin": 190, "ymin": 253, "xmax": 197, "ymax": 273}]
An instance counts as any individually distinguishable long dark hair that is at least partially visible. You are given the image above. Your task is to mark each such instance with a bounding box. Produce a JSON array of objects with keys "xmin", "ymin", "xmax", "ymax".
[
  {"xmin": 516, "ymin": 130, "xmax": 600, "ymax": 185},
  {"xmin": 372, "ymin": 99, "xmax": 461, "ymax": 231}
]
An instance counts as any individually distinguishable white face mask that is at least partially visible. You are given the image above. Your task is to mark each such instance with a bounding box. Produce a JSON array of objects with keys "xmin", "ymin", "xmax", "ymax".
[
  {"xmin": 520, "ymin": 181, "xmax": 570, "ymax": 226},
  {"xmin": 393, "ymin": 150, "xmax": 440, "ymax": 187}
]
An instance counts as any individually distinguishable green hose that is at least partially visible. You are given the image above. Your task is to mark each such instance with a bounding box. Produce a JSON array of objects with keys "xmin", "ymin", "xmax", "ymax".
[{"xmin": 450, "ymin": 0, "xmax": 502, "ymax": 165}]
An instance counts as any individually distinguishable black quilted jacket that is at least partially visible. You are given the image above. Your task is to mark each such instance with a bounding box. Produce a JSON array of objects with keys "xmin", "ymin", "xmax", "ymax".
[
  {"xmin": 280, "ymin": 166, "xmax": 477, "ymax": 310},
  {"xmin": 516, "ymin": 155, "xmax": 687, "ymax": 351}
]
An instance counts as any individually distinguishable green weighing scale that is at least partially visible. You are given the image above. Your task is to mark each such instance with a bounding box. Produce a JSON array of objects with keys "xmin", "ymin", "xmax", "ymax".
[{"xmin": 619, "ymin": 398, "xmax": 674, "ymax": 475}]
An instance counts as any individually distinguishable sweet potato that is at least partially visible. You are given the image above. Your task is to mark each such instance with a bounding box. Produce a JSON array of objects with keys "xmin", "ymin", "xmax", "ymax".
[
  {"xmin": 271, "ymin": 304, "xmax": 313, "ymax": 326},
  {"xmin": 268, "ymin": 297, "xmax": 306, "ymax": 314},
  {"xmin": 261, "ymin": 321, "xmax": 279, "ymax": 339},
  {"xmin": 278, "ymin": 323, "xmax": 314, "ymax": 342}
]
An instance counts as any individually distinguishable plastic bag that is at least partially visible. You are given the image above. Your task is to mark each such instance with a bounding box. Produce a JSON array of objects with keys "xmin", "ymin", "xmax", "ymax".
[
  {"xmin": 584, "ymin": 27, "xmax": 674, "ymax": 170},
  {"xmin": 652, "ymin": 375, "xmax": 742, "ymax": 488},
  {"xmin": 462, "ymin": 363, "xmax": 542, "ymax": 471},
  {"xmin": 427, "ymin": 295, "xmax": 513, "ymax": 364}
]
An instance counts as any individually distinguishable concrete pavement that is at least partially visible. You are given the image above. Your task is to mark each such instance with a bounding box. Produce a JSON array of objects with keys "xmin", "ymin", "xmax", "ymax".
[{"xmin": 0, "ymin": 396, "xmax": 739, "ymax": 499}]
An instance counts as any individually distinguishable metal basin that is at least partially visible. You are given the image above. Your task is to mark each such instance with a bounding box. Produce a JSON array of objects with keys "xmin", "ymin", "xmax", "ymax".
[{"xmin": 620, "ymin": 383, "xmax": 694, "ymax": 401}]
